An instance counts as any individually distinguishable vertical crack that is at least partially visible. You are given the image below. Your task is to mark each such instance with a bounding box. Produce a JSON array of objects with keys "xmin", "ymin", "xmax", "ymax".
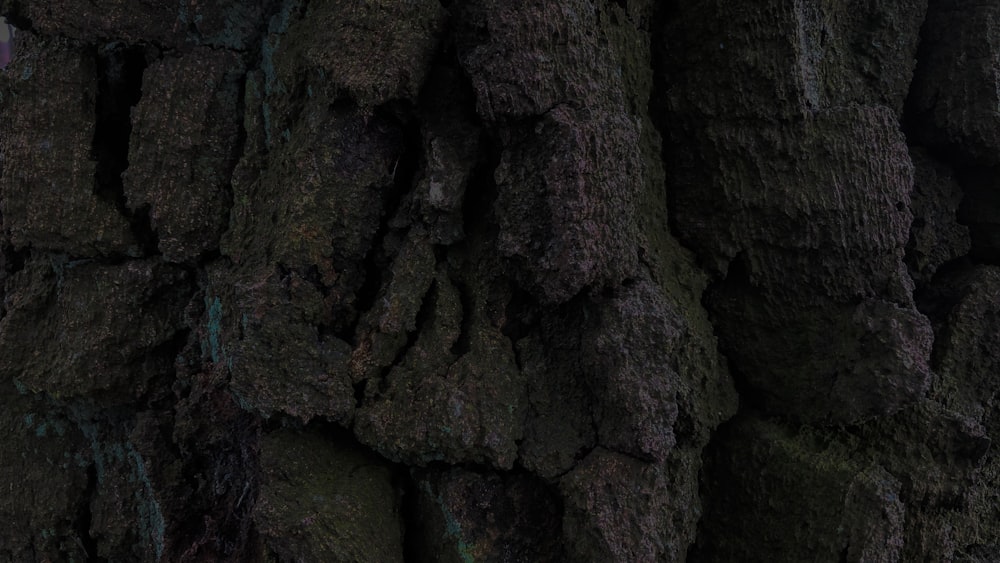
[
  {"xmin": 91, "ymin": 42, "xmax": 158, "ymax": 256},
  {"xmin": 399, "ymin": 467, "xmax": 425, "ymax": 561},
  {"xmin": 460, "ymin": 130, "xmax": 501, "ymax": 239},
  {"xmin": 448, "ymin": 278, "xmax": 473, "ymax": 357},
  {"xmin": 346, "ymin": 108, "xmax": 424, "ymax": 342},
  {"xmin": 73, "ymin": 464, "xmax": 106, "ymax": 563}
]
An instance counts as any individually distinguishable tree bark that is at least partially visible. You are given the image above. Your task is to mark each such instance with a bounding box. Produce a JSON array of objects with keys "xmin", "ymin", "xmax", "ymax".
[{"xmin": 0, "ymin": 0, "xmax": 996, "ymax": 561}]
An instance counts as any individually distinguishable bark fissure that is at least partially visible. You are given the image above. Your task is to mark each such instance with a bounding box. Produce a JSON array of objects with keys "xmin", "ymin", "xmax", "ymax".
[{"xmin": 91, "ymin": 42, "xmax": 156, "ymax": 256}]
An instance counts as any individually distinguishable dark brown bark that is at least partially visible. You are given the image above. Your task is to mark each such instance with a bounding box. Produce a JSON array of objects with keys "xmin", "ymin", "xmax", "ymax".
[{"xmin": 0, "ymin": 0, "xmax": 997, "ymax": 561}]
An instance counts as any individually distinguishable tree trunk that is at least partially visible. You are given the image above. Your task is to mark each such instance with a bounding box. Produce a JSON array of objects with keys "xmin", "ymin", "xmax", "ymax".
[{"xmin": 0, "ymin": 0, "xmax": 996, "ymax": 561}]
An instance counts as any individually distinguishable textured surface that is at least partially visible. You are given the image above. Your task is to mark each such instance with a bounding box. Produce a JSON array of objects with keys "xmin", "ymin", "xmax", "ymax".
[
  {"xmin": 125, "ymin": 49, "xmax": 245, "ymax": 262},
  {"xmin": 1, "ymin": 0, "xmax": 999, "ymax": 561},
  {"xmin": 254, "ymin": 429, "xmax": 404, "ymax": 563},
  {"xmin": 1, "ymin": 36, "xmax": 138, "ymax": 256}
]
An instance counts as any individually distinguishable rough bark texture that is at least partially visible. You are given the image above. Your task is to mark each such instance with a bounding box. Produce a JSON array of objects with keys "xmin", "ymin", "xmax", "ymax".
[{"xmin": 0, "ymin": 0, "xmax": 997, "ymax": 561}]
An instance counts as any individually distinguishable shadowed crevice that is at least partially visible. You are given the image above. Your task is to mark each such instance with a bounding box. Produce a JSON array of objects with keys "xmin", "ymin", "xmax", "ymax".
[
  {"xmin": 73, "ymin": 464, "xmax": 106, "ymax": 563},
  {"xmin": 347, "ymin": 109, "xmax": 424, "ymax": 343},
  {"xmin": 460, "ymin": 131, "xmax": 501, "ymax": 240},
  {"xmin": 91, "ymin": 42, "xmax": 158, "ymax": 256}
]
